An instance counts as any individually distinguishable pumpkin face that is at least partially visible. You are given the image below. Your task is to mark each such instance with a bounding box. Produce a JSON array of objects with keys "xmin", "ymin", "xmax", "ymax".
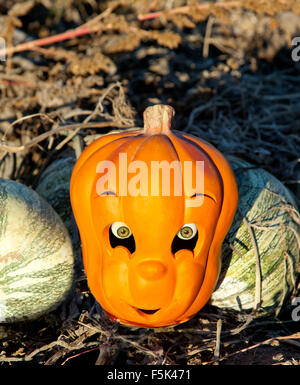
[{"xmin": 70, "ymin": 105, "xmax": 238, "ymax": 327}]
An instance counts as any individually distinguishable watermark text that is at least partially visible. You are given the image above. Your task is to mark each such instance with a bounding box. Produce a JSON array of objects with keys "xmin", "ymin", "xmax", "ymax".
[{"xmin": 96, "ymin": 153, "xmax": 206, "ymax": 207}]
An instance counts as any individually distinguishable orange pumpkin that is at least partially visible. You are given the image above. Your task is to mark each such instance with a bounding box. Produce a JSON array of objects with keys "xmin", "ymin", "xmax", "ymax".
[{"xmin": 70, "ymin": 105, "xmax": 238, "ymax": 327}]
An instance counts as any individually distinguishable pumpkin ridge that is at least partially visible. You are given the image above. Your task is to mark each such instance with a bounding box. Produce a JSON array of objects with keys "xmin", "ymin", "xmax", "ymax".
[
  {"xmin": 173, "ymin": 133, "xmax": 223, "ymax": 181},
  {"xmin": 92, "ymin": 134, "xmax": 143, "ymax": 159},
  {"xmin": 134, "ymin": 132, "xmax": 181, "ymax": 162}
]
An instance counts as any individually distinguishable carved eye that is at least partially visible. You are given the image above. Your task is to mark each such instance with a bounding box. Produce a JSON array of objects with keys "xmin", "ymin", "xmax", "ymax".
[
  {"xmin": 172, "ymin": 223, "xmax": 198, "ymax": 254},
  {"xmin": 111, "ymin": 222, "xmax": 132, "ymax": 239},
  {"xmin": 109, "ymin": 222, "xmax": 135, "ymax": 254}
]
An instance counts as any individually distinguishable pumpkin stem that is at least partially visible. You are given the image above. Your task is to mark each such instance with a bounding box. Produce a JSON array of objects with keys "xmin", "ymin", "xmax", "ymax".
[{"xmin": 143, "ymin": 105, "xmax": 175, "ymax": 135}]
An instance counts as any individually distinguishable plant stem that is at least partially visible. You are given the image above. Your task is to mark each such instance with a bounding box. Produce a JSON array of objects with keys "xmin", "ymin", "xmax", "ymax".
[{"xmin": 138, "ymin": 1, "xmax": 241, "ymax": 21}]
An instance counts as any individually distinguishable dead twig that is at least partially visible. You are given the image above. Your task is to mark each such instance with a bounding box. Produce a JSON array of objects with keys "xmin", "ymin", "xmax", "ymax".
[
  {"xmin": 203, "ymin": 16, "xmax": 215, "ymax": 58},
  {"xmin": 213, "ymin": 319, "xmax": 222, "ymax": 363},
  {"xmin": 0, "ymin": 121, "xmax": 133, "ymax": 154},
  {"xmin": 138, "ymin": 1, "xmax": 241, "ymax": 21},
  {"xmin": 202, "ymin": 333, "xmax": 300, "ymax": 365},
  {"xmin": 0, "ymin": 3, "xmax": 120, "ymax": 59}
]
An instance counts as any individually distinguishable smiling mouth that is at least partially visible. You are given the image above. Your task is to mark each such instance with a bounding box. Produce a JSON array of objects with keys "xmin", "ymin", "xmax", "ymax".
[{"xmin": 137, "ymin": 308, "xmax": 160, "ymax": 315}]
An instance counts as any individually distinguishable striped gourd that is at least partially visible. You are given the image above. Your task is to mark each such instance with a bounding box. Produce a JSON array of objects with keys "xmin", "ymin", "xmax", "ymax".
[
  {"xmin": 36, "ymin": 158, "xmax": 77, "ymax": 239},
  {"xmin": 211, "ymin": 157, "xmax": 299, "ymax": 314},
  {"xmin": 0, "ymin": 178, "xmax": 75, "ymax": 323},
  {"xmin": 35, "ymin": 156, "xmax": 80, "ymax": 262}
]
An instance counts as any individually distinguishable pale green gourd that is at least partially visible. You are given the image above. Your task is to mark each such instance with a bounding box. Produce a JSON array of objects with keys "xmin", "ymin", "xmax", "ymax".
[
  {"xmin": 0, "ymin": 178, "xmax": 75, "ymax": 322},
  {"xmin": 211, "ymin": 157, "xmax": 299, "ymax": 314}
]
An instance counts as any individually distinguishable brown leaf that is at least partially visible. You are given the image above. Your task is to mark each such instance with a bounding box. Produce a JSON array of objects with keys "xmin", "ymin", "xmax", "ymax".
[
  {"xmin": 8, "ymin": 1, "xmax": 35, "ymax": 17},
  {"xmin": 189, "ymin": 7, "xmax": 211, "ymax": 22},
  {"xmin": 167, "ymin": 14, "xmax": 196, "ymax": 29},
  {"xmin": 102, "ymin": 13, "xmax": 130, "ymax": 33},
  {"xmin": 150, "ymin": 31, "xmax": 182, "ymax": 49},
  {"xmin": 103, "ymin": 33, "xmax": 142, "ymax": 54},
  {"xmin": 67, "ymin": 52, "xmax": 117, "ymax": 76}
]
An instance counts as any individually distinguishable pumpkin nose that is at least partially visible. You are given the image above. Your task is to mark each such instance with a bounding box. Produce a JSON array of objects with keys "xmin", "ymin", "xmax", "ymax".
[{"xmin": 137, "ymin": 261, "xmax": 167, "ymax": 281}]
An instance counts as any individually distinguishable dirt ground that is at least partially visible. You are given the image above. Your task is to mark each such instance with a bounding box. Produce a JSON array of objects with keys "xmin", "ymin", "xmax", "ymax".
[{"xmin": 0, "ymin": 0, "xmax": 300, "ymax": 366}]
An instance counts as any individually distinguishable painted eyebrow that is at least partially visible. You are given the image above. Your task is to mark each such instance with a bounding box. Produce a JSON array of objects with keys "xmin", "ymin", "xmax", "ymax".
[
  {"xmin": 97, "ymin": 191, "xmax": 216, "ymax": 201},
  {"xmin": 189, "ymin": 192, "xmax": 216, "ymax": 203},
  {"xmin": 99, "ymin": 190, "xmax": 117, "ymax": 196},
  {"xmin": 98, "ymin": 192, "xmax": 216, "ymax": 200}
]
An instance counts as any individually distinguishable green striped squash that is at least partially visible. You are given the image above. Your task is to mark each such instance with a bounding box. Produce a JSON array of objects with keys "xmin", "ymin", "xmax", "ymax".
[
  {"xmin": 35, "ymin": 156, "xmax": 80, "ymax": 262},
  {"xmin": 0, "ymin": 178, "xmax": 75, "ymax": 323},
  {"xmin": 35, "ymin": 157, "xmax": 77, "ymax": 239},
  {"xmin": 210, "ymin": 157, "xmax": 299, "ymax": 314}
]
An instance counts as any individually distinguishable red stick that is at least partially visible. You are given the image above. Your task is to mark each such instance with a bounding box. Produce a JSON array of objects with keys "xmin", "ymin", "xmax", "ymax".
[
  {"xmin": 0, "ymin": 27, "xmax": 94, "ymax": 58},
  {"xmin": 0, "ymin": 1, "xmax": 241, "ymax": 58}
]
